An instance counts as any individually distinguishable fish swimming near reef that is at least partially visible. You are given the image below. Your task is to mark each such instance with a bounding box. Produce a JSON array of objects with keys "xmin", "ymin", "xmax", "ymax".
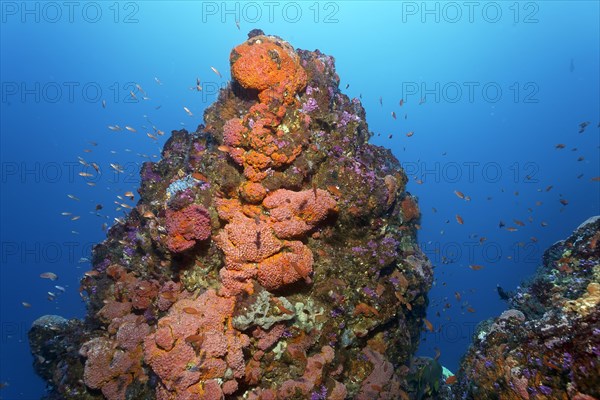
[{"xmin": 497, "ymin": 284, "xmax": 510, "ymax": 301}]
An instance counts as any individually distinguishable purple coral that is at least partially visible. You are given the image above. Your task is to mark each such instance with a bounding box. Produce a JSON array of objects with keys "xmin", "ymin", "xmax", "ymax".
[
  {"xmin": 538, "ymin": 385, "xmax": 552, "ymax": 395},
  {"xmin": 311, "ymin": 385, "xmax": 327, "ymax": 400},
  {"xmin": 141, "ymin": 162, "xmax": 161, "ymax": 183},
  {"xmin": 301, "ymin": 98, "xmax": 319, "ymax": 113},
  {"xmin": 338, "ymin": 111, "xmax": 360, "ymax": 127}
]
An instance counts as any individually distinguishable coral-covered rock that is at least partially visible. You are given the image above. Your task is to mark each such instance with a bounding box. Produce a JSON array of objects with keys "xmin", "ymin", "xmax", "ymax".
[
  {"xmin": 256, "ymin": 240, "xmax": 313, "ymax": 291},
  {"xmin": 29, "ymin": 31, "xmax": 433, "ymax": 400},
  {"xmin": 81, "ymin": 337, "xmax": 136, "ymax": 400},
  {"xmin": 454, "ymin": 216, "xmax": 600, "ymax": 399},
  {"xmin": 263, "ymin": 188, "xmax": 337, "ymax": 238},
  {"xmin": 143, "ymin": 289, "xmax": 249, "ymax": 399},
  {"xmin": 239, "ymin": 181, "xmax": 267, "ymax": 204},
  {"xmin": 215, "ymin": 192, "xmax": 323, "ymax": 294},
  {"xmin": 165, "ymin": 203, "xmax": 211, "ymax": 252}
]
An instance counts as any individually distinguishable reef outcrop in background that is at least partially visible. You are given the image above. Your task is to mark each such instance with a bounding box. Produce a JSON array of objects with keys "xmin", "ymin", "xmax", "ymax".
[
  {"xmin": 29, "ymin": 31, "xmax": 433, "ymax": 399},
  {"xmin": 454, "ymin": 216, "xmax": 600, "ymax": 400}
]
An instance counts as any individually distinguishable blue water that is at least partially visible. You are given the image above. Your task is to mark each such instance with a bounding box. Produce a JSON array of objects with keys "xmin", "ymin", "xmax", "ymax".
[{"xmin": 1, "ymin": 2, "xmax": 598, "ymax": 398}]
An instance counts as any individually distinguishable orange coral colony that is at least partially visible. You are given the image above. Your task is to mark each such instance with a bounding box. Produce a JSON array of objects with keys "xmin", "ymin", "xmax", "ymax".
[
  {"xmin": 230, "ymin": 34, "xmax": 307, "ymax": 104},
  {"xmin": 216, "ymin": 34, "xmax": 337, "ymax": 296}
]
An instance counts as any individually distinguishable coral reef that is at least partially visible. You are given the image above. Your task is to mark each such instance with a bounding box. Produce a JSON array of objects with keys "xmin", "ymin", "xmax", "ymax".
[
  {"xmin": 454, "ymin": 216, "xmax": 600, "ymax": 400},
  {"xmin": 29, "ymin": 31, "xmax": 432, "ymax": 399}
]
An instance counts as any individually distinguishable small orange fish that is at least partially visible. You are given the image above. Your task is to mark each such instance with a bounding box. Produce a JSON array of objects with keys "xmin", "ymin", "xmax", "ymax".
[
  {"xmin": 591, "ymin": 176, "xmax": 600, "ymax": 182},
  {"xmin": 543, "ymin": 357, "xmax": 562, "ymax": 371},
  {"xmin": 455, "ymin": 214, "xmax": 464, "ymax": 225},
  {"xmin": 559, "ymin": 199, "xmax": 568, "ymax": 206},
  {"xmin": 183, "ymin": 307, "xmax": 200, "ymax": 315},
  {"xmin": 40, "ymin": 272, "xmax": 58, "ymax": 281},
  {"xmin": 513, "ymin": 219, "xmax": 525, "ymax": 226},
  {"xmin": 192, "ymin": 172, "xmax": 208, "ymax": 181},
  {"xmin": 555, "ymin": 143, "xmax": 565, "ymax": 149},
  {"xmin": 185, "ymin": 334, "xmax": 205, "ymax": 344},
  {"xmin": 506, "ymin": 227, "xmax": 518, "ymax": 232},
  {"xmin": 423, "ymin": 318, "xmax": 434, "ymax": 332},
  {"xmin": 469, "ymin": 265, "xmax": 484, "ymax": 271},
  {"xmin": 159, "ymin": 291, "xmax": 176, "ymax": 300},
  {"xmin": 273, "ymin": 298, "xmax": 295, "ymax": 315},
  {"xmin": 467, "ymin": 307, "xmax": 476, "ymax": 313},
  {"xmin": 454, "ymin": 190, "xmax": 465, "ymax": 199},
  {"xmin": 530, "ymin": 236, "xmax": 538, "ymax": 242},
  {"xmin": 211, "ymin": 66, "xmax": 222, "ymax": 78},
  {"xmin": 143, "ymin": 211, "xmax": 155, "ymax": 218},
  {"xmin": 479, "ymin": 237, "xmax": 487, "ymax": 244},
  {"xmin": 84, "ymin": 270, "xmax": 100, "ymax": 278},
  {"xmin": 406, "ymin": 131, "xmax": 414, "ymax": 137},
  {"xmin": 445, "ymin": 375, "xmax": 457, "ymax": 385},
  {"xmin": 326, "ymin": 185, "xmax": 342, "ymax": 197},
  {"xmin": 110, "ymin": 163, "xmax": 124, "ymax": 173}
]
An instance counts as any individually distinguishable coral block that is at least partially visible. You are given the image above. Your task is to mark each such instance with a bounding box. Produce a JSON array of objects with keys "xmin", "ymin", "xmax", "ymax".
[
  {"xmin": 263, "ymin": 188, "xmax": 337, "ymax": 238},
  {"xmin": 29, "ymin": 32, "xmax": 435, "ymax": 400},
  {"xmin": 230, "ymin": 34, "xmax": 307, "ymax": 104},
  {"xmin": 143, "ymin": 289, "xmax": 250, "ymax": 399},
  {"xmin": 257, "ymin": 240, "xmax": 313, "ymax": 290}
]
